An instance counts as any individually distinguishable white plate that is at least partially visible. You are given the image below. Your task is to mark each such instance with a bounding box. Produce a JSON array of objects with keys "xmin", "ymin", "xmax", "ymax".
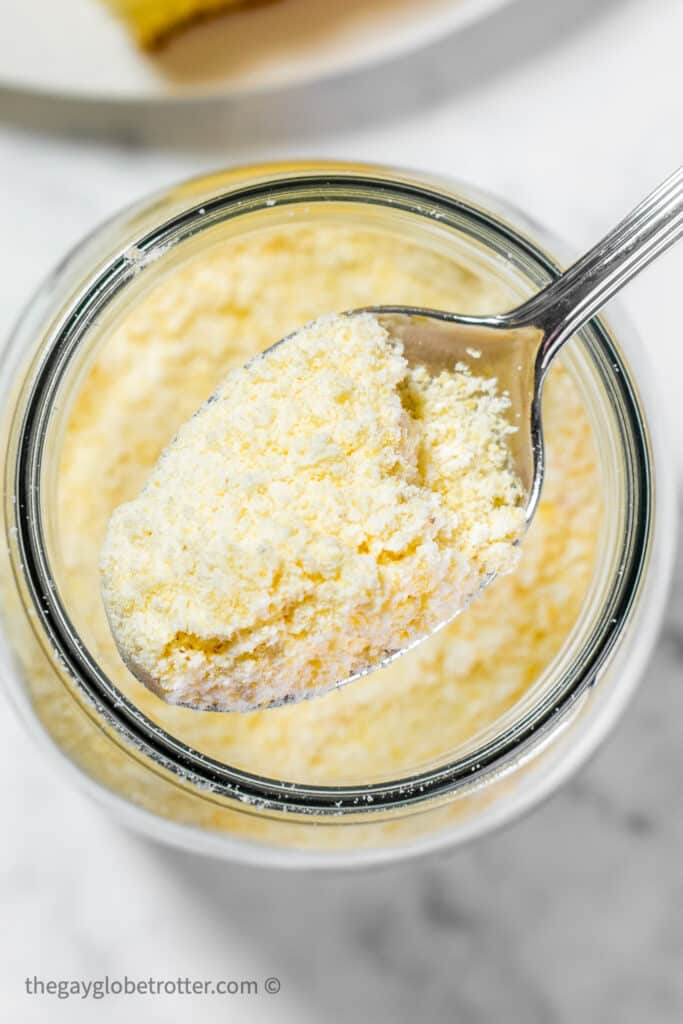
[{"xmin": 1, "ymin": 0, "xmax": 514, "ymax": 101}]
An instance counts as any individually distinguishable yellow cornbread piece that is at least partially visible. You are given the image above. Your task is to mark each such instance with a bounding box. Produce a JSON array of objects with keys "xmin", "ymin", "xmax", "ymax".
[
  {"xmin": 58, "ymin": 224, "xmax": 601, "ymax": 785},
  {"xmin": 103, "ymin": 0, "xmax": 263, "ymax": 47},
  {"xmin": 100, "ymin": 312, "xmax": 524, "ymax": 711}
]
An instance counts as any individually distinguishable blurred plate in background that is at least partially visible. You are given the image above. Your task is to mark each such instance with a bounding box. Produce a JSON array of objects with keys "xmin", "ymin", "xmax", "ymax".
[{"xmin": 1, "ymin": 0, "xmax": 515, "ymax": 101}]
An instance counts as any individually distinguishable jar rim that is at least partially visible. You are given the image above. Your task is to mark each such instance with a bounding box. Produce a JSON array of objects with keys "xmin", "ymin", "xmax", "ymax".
[{"xmin": 7, "ymin": 167, "xmax": 653, "ymax": 815}]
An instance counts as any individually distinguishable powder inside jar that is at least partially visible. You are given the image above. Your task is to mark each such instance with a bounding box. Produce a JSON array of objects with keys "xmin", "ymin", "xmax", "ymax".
[{"xmin": 57, "ymin": 224, "xmax": 601, "ymax": 785}]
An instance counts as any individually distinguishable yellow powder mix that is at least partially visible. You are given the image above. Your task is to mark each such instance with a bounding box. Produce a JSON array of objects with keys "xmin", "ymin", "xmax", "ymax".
[{"xmin": 99, "ymin": 312, "xmax": 524, "ymax": 711}]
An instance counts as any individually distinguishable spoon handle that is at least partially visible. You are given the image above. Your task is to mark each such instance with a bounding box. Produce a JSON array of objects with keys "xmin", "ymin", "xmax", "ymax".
[{"xmin": 509, "ymin": 165, "xmax": 683, "ymax": 373}]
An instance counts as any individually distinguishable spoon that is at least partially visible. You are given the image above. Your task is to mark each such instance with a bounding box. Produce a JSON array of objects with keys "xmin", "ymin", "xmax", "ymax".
[{"xmin": 352, "ymin": 164, "xmax": 683, "ymax": 525}]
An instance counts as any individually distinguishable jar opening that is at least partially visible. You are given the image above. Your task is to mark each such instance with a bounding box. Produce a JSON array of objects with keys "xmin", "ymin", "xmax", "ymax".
[{"xmin": 7, "ymin": 172, "xmax": 652, "ymax": 814}]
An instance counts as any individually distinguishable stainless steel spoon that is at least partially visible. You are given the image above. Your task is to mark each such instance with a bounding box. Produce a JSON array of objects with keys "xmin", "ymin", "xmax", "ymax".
[{"xmin": 357, "ymin": 165, "xmax": 683, "ymax": 524}]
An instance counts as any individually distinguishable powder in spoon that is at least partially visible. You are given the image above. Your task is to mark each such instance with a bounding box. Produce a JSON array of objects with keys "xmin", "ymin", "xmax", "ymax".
[{"xmin": 99, "ymin": 312, "xmax": 525, "ymax": 711}]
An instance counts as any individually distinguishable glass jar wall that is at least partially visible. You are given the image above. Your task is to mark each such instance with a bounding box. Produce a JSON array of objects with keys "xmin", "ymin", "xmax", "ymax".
[{"xmin": 0, "ymin": 162, "xmax": 675, "ymax": 866}]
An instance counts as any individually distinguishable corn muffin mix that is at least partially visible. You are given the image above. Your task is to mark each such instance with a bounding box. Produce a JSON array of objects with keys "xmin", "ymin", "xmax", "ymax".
[
  {"xmin": 100, "ymin": 311, "xmax": 524, "ymax": 711},
  {"xmin": 57, "ymin": 223, "xmax": 602, "ymax": 785}
]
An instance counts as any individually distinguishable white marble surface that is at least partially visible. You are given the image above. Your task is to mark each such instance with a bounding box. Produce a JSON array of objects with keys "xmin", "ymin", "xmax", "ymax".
[{"xmin": 1, "ymin": 0, "xmax": 682, "ymax": 1020}]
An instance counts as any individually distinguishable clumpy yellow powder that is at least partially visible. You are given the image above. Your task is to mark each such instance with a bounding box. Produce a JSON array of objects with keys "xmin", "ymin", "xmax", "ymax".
[
  {"xmin": 57, "ymin": 224, "xmax": 601, "ymax": 785},
  {"xmin": 100, "ymin": 312, "xmax": 524, "ymax": 711}
]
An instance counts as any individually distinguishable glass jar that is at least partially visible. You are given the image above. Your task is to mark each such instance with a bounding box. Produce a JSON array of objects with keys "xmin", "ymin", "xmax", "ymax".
[{"xmin": 0, "ymin": 161, "xmax": 675, "ymax": 868}]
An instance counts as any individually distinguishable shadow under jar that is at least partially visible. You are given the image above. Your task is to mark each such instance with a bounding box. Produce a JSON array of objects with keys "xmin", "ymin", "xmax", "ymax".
[{"xmin": 0, "ymin": 162, "xmax": 675, "ymax": 868}]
